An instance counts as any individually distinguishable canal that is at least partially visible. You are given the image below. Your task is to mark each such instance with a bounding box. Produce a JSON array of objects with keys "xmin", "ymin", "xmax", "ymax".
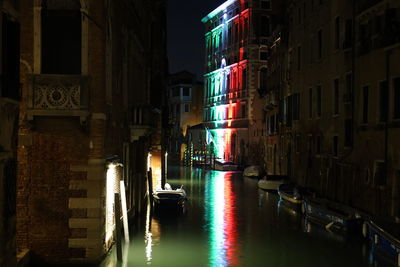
[{"xmin": 101, "ymin": 166, "xmax": 390, "ymax": 267}]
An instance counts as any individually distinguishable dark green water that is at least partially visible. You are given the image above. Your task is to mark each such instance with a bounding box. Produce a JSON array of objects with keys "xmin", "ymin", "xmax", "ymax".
[{"xmin": 101, "ymin": 166, "xmax": 390, "ymax": 267}]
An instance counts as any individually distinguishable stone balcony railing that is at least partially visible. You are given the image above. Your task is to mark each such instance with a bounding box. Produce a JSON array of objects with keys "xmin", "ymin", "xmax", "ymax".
[
  {"xmin": 26, "ymin": 74, "xmax": 89, "ymax": 123},
  {"xmin": 205, "ymin": 90, "xmax": 247, "ymax": 105}
]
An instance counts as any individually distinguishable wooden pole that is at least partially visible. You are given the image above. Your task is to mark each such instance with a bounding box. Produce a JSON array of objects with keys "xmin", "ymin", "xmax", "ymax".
[
  {"xmin": 114, "ymin": 193, "xmax": 122, "ymax": 262},
  {"xmin": 147, "ymin": 168, "xmax": 154, "ymax": 206}
]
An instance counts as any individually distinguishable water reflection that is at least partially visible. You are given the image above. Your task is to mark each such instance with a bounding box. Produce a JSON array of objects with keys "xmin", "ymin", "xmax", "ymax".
[
  {"xmin": 99, "ymin": 166, "xmax": 389, "ymax": 267},
  {"xmin": 204, "ymin": 171, "xmax": 239, "ymax": 267}
]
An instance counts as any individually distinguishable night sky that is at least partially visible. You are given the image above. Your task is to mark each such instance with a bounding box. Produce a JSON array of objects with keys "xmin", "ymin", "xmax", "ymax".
[{"xmin": 167, "ymin": 0, "xmax": 225, "ymax": 80}]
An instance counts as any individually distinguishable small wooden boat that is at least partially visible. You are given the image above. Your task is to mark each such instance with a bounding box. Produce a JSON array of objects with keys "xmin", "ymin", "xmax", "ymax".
[
  {"xmin": 214, "ymin": 160, "xmax": 238, "ymax": 171},
  {"xmin": 152, "ymin": 183, "xmax": 187, "ymax": 209},
  {"xmin": 243, "ymin": 165, "xmax": 263, "ymax": 178},
  {"xmin": 363, "ymin": 219, "xmax": 400, "ymax": 266},
  {"xmin": 278, "ymin": 183, "xmax": 303, "ymax": 207},
  {"xmin": 302, "ymin": 196, "xmax": 362, "ymax": 233},
  {"xmin": 258, "ymin": 175, "xmax": 286, "ymax": 191}
]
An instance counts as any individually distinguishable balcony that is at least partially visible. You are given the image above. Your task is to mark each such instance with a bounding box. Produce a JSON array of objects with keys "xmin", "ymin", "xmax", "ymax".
[
  {"xmin": 26, "ymin": 74, "xmax": 89, "ymax": 123},
  {"xmin": 130, "ymin": 105, "xmax": 156, "ymax": 142}
]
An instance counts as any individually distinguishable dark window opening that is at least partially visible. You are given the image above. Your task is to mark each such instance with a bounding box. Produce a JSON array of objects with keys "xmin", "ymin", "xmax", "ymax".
[
  {"xmin": 259, "ymin": 68, "xmax": 268, "ymax": 90},
  {"xmin": 362, "ymin": 86, "xmax": 369, "ymax": 123},
  {"xmin": 379, "ymin": 80, "xmax": 388, "ymax": 122},
  {"xmin": 317, "ymin": 85, "xmax": 322, "ymax": 117},
  {"xmin": 1, "ymin": 14, "xmax": 20, "ymax": 99},
  {"xmin": 334, "ymin": 17, "xmax": 340, "ymax": 49},
  {"xmin": 333, "ymin": 136, "xmax": 338, "ymax": 157},
  {"xmin": 309, "ymin": 88, "xmax": 313, "ymax": 119},
  {"xmin": 242, "ymin": 68, "xmax": 247, "ymax": 90},
  {"xmin": 334, "ymin": 79, "xmax": 339, "ymax": 115},
  {"xmin": 374, "ymin": 161, "xmax": 386, "ymax": 186},
  {"xmin": 317, "ymin": 30, "xmax": 322, "ymax": 59},
  {"xmin": 344, "ymin": 119, "xmax": 353, "ymax": 147},
  {"xmin": 41, "ymin": 6, "xmax": 81, "ymax": 74},
  {"xmin": 394, "ymin": 77, "xmax": 400, "ymax": 119},
  {"xmin": 260, "ymin": 16, "xmax": 270, "ymax": 37},
  {"xmin": 297, "ymin": 46, "xmax": 301, "ymax": 70},
  {"xmin": 183, "ymin": 87, "xmax": 190, "ymax": 96},
  {"xmin": 260, "ymin": 51, "xmax": 268, "ymax": 60},
  {"xmin": 261, "ymin": 0, "xmax": 271, "ymax": 9},
  {"xmin": 344, "ymin": 19, "xmax": 353, "ymax": 49},
  {"xmin": 316, "ymin": 136, "xmax": 321, "ymax": 154}
]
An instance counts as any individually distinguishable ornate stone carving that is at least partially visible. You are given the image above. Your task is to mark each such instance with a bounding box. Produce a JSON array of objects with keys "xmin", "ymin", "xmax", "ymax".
[{"xmin": 32, "ymin": 75, "xmax": 87, "ymax": 110}]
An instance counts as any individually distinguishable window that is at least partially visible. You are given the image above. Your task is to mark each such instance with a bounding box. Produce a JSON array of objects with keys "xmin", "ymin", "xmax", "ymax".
[
  {"xmin": 1, "ymin": 14, "xmax": 20, "ymax": 99},
  {"xmin": 184, "ymin": 104, "xmax": 190, "ymax": 113},
  {"xmin": 297, "ymin": 46, "xmax": 301, "ymax": 70},
  {"xmin": 259, "ymin": 68, "xmax": 268, "ymax": 90},
  {"xmin": 244, "ymin": 17, "xmax": 249, "ymax": 38},
  {"xmin": 260, "ymin": 51, "xmax": 268, "ymax": 60},
  {"xmin": 317, "ymin": 85, "xmax": 322, "ymax": 117},
  {"xmin": 345, "ymin": 73, "xmax": 353, "ymax": 102},
  {"xmin": 176, "ymin": 104, "xmax": 180, "ymax": 114},
  {"xmin": 334, "ymin": 17, "xmax": 340, "ymax": 49},
  {"xmin": 226, "ymin": 74, "xmax": 230, "ymax": 92},
  {"xmin": 333, "ymin": 136, "xmax": 338, "ymax": 157},
  {"xmin": 394, "ymin": 78, "xmax": 400, "ymax": 119},
  {"xmin": 241, "ymin": 103, "xmax": 247, "ymax": 118},
  {"xmin": 362, "ymin": 86, "xmax": 369, "ymax": 123},
  {"xmin": 293, "ymin": 93, "xmax": 300, "ymax": 121},
  {"xmin": 295, "ymin": 135, "xmax": 301, "ymax": 153},
  {"xmin": 260, "ymin": 16, "xmax": 270, "ymax": 37},
  {"xmin": 344, "ymin": 19, "xmax": 352, "ymax": 49},
  {"xmin": 309, "ymin": 88, "xmax": 313, "ymax": 119},
  {"xmin": 333, "ymin": 79, "xmax": 339, "ymax": 115},
  {"xmin": 379, "ymin": 81, "xmax": 388, "ymax": 122},
  {"xmin": 41, "ymin": 0, "xmax": 82, "ymax": 74},
  {"xmin": 316, "ymin": 136, "xmax": 321, "ymax": 155},
  {"xmin": 183, "ymin": 87, "xmax": 190, "ymax": 97},
  {"xmin": 261, "ymin": 0, "xmax": 271, "ymax": 9},
  {"xmin": 287, "ymin": 96, "xmax": 293, "ymax": 127},
  {"xmin": 317, "ymin": 30, "xmax": 322, "ymax": 59},
  {"xmin": 345, "ymin": 119, "xmax": 353, "ymax": 147},
  {"xmin": 373, "ymin": 161, "xmax": 386, "ymax": 186},
  {"xmin": 242, "ymin": 68, "xmax": 247, "ymax": 90},
  {"xmin": 235, "ymin": 23, "xmax": 239, "ymax": 43},
  {"xmin": 172, "ymin": 87, "xmax": 179, "ymax": 97}
]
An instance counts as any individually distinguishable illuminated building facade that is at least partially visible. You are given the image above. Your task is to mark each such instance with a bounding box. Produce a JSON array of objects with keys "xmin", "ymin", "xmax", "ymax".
[{"xmin": 202, "ymin": 0, "xmax": 274, "ymax": 165}]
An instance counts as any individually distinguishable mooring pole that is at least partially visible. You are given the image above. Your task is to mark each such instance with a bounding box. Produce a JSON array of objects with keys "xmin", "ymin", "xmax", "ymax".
[{"xmin": 114, "ymin": 193, "xmax": 123, "ymax": 262}]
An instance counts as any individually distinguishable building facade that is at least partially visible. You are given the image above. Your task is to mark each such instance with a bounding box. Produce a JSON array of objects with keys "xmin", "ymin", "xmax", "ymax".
[
  {"xmin": 264, "ymin": 0, "xmax": 400, "ymax": 218},
  {"xmin": 167, "ymin": 71, "xmax": 203, "ymax": 162},
  {"xmin": 17, "ymin": 0, "xmax": 167, "ymax": 264},
  {"xmin": 0, "ymin": 1, "xmax": 20, "ymax": 265},
  {"xmin": 202, "ymin": 0, "xmax": 275, "ymax": 166}
]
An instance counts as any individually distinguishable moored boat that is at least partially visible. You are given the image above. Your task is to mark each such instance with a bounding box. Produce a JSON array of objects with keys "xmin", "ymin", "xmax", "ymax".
[
  {"xmin": 243, "ymin": 165, "xmax": 264, "ymax": 178},
  {"xmin": 214, "ymin": 160, "xmax": 238, "ymax": 171},
  {"xmin": 302, "ymin": 196, "xmax": 362, "ymax": 233},
  {"xmin": 152, "ymin": 183, "xmax": 187, "ymax": 209},
  {"xmin": 278, "ymin": 183, "xmax": 303, "ymax": 207},
  {"xmin": 258, "ymin": 175, "xmax": 286, "ymax": 191},
  {"xmin": 363, "ymin": 219, "xmax": 400, "ymax": 266}
]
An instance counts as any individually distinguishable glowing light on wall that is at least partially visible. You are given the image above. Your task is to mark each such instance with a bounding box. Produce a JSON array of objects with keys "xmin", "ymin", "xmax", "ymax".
[
  {"xmin": 105, "ymin": 163, "xmax": 118, "ymax": 245},
  {"xmin": 204, "ymin": 171, "xmax": 238, "ymax": 267}
]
